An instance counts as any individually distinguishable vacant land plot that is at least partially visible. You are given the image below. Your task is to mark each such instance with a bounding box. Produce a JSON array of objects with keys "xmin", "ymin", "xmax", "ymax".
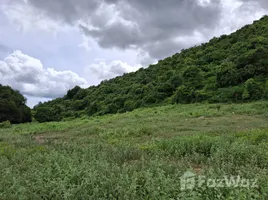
[{"xmin": 1, "ymin": 102, "xmax": 268, "ymax": 199}]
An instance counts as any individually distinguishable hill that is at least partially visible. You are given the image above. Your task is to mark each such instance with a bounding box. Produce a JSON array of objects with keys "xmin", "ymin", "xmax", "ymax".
[
  {"xmin": 0, "ymin": 84, "xmax": 32, "ymax": 123},
  {"xmin": 34, "ymin": 16, "xmax": 268, "ymax": 122}
]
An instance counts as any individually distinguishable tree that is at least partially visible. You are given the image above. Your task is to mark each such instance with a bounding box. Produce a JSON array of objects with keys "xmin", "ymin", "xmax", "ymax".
[
  {"xmin": 66, "ymin": 86, "xmax": 81, "ymax": 99},
  {"xmin": 242, "ymin": 78, "xmax": 263, "ymax": 101},
  {"xmin": 182, "ymin": 66, "xmax": 204, "ymax": 89},
  {"xmin": 0, "ymin": 85, "xmax": 32, "ymax": 124},
  {"xmin": 172, "ymin": 86, "xmax": 196, "ymax": 104},
  {"xmin": 34, "ymin": 106, "xmax": 62, "ymax": 123},
  {"xmin": 216, "ymin": 62, "xmax": 239, "ymax": 87},
  {"xmin": 263, "ymin": 81, "xmax": 268, "ymax": 99}
]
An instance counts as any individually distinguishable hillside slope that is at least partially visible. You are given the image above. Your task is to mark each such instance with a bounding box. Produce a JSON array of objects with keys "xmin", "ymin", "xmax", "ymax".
[{"xmin": 35, "ymin": 16, "xmax": 268, "ymax": 122}]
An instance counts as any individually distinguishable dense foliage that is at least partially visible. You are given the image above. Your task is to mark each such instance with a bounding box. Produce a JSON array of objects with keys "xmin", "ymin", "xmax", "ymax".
[
  {"xmin": 35, "ymin": 16, "xmax": 268, "ymax": 122},
  {"xmin": 0, "ymin": 84, "xmax": 32, "ymax": 124}
]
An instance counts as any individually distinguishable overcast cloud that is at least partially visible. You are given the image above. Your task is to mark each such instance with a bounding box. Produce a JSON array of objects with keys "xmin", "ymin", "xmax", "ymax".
[
  {"xmin": 0, "ymin": 0, "xmax": 268, "ymax": 106},
  {"xmin": 6, "ymin": 0, "xmax": 222, "ymax": 60},
  {"xmin": 4, "ymin": 0, "xmax": 267, "ymax": 60}
]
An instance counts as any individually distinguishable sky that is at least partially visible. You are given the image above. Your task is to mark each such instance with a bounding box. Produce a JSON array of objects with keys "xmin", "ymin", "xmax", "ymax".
[{"xmin": 0, "ymin": 0, "xmax": 268, "ymax": 107}]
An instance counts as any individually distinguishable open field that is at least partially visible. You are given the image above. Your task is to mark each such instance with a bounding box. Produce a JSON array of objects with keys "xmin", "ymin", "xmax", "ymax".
[{"xmin": 1, "ymin": 102, "xmax": 268, "ymax": 199}]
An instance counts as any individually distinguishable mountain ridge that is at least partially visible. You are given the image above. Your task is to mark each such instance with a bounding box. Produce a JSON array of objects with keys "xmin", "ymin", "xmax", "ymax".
[{"xmin": 34, "ymin": 15, "xmax": 268, "ymax": 122}]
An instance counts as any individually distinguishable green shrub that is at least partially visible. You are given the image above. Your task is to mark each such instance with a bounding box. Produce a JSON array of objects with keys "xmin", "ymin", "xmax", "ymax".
[
  {"xmin": 34, "ymin": 106, "xmax": 63, "ymax": 123},
  {"xmin": 157, "ymin": 135, "xmax": 217, "ymax": 158},
  {"xmin": 242, "ymin": 78, "xmax": 264, "ymax": 100},
  {"xmin": 0, "ymin": 120, "xmax": 11, "ymax": 129}
]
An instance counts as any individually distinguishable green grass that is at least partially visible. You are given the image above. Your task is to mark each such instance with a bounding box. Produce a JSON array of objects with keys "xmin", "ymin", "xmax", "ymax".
[{"xmin": 1, "ymin": 102, "xmax": 268, "ymax": 199}]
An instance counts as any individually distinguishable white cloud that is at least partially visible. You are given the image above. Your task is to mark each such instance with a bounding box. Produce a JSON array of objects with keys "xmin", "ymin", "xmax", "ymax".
[
  {"xmin": 212, "ymin": 0, "xmax": 267, "ymax": 36},
  {"xmin": 2, "ymin": 0, "xmax": 268, "ymax": 65},
  {"xmin": 78, "ymin": 35, "xmax": 93, "ymax": 52},
  {"xmin": 0, "ymin": 50, "xmax": 88, "ymax": 98},
  {"xmin": 1, "ymin": 1, "xmax": 69, "ymax": 33},
  {"xmin": 86, "ymin": 60, "xmax": 141, "ymax": 80}
]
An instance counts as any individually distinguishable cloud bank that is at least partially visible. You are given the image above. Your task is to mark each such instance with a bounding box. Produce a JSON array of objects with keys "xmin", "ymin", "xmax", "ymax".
[
  {"xmin": 0, "ymin": 50, "xmax": 88, "ymax": 98},
  {"xmin": 3, "ymin": 0, "xmax": 268, "ymax": 62},
  {"xmin": 1, "ymin": 0, "xmax": 268, "ymax": 101},
  {"xmin": 86, "ymin": 60, "xmax": 141, "ymax": 80}
]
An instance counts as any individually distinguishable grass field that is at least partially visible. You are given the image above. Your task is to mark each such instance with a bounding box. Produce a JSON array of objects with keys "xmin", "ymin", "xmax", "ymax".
[{"xmin": 1, "ymin": 102, "xmax": 268, "ymax": 199}]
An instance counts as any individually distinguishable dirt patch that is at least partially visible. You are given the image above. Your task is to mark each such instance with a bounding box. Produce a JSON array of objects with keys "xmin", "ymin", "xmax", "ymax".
[
  {"xmin": 34, "ymin": 135, "xmax": 45, "ymax": 144},
  {"xmin": 33, "ymin": 133, "xmax": 65, "ymax": 144},
  {"xmin": 192, "ymin": 164, "xmax": 203, "ymax": 175}
]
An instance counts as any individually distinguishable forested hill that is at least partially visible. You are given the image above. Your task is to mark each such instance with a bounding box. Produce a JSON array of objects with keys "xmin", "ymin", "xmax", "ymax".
[
  {"xmin": 0, "ymin": 85, "xmax": 32, "ymax": 123},
  {"xmin": 34, "ymin": 16, "xmax": 268, "ymax": 122}
]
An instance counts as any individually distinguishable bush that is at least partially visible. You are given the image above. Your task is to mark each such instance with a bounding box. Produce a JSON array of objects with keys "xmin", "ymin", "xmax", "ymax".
[
  {"xmin": 242, "ymin": 78, "xmax": 264, "ymax": 100},
  {"xmin": 0, "ymin": 120, "xmax": 12, "ymax": 129},
  {"xmin": 157, "ymin": 135, "xmax": 217, "ymax": 158},
  {"xmin": 34, "ymin": 107, "xmax": 62, "ymax": 123}
]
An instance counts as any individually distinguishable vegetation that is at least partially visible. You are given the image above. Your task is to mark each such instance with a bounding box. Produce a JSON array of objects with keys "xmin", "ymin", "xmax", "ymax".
[
  {"xmin": 1, "ymin": 102, "xmax": 268, "ymax": 199},
  {"xmin": 0, "ymin": 84, "xmax": 32, "ymax": 124},
  {"xmin": 1, "ymin": 10, "xmax": 267, "ymax": 200},
  {"xmin": 0, "ymin": 121, "xmax": 11, "ymax": 129},
  {"xmin": 34, "ymin": 16, "xmax": 268, "ymax": 122}
]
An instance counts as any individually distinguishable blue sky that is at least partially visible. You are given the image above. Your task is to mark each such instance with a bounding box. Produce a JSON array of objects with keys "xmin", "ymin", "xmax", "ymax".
[{"xmin": 0, "ymin": 0, "xmax": 267, "ymax": 107}]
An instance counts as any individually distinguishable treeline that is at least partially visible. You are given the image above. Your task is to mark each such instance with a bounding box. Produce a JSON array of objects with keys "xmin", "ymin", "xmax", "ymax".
[
  {"xmin": 34, "ymin": 16, "xmax": 268, "ymax": 122},
  {"xmin": 0, "ymin": 85, "xmax": 32, "ymax": 124}
]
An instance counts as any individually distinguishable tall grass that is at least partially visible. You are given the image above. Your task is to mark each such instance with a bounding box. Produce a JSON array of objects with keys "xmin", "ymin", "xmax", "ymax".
[{"xmin": 0, "ymin": 102, "xmax": 268, "ymax": 199}]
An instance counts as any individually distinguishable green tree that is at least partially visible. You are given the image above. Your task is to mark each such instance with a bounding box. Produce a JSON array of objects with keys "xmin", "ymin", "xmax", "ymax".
[
  {"xmin": 0, "ymin": 85, "xmax": 32, "ymax": 123},
  {"xmin": 34, "ymin": 106, "xmax": 62, "ymax": 122},
  {"xmin": 216, "ymin": 62, "xmax": 239, "ymax": 87},
  {"xmin": 263, "ymin": 81, "xmax": 268, "ymax": 99},
  {"xmin": 66, "ymin": 86, "xmax": 81, "ymax": 99},
  {"xmin": 182, "ymin": 66, "xmax": 204, "ymax": 89},
  {"xmin": 242, "ymin": 78, "xmax": 263, "ymax": 101}
]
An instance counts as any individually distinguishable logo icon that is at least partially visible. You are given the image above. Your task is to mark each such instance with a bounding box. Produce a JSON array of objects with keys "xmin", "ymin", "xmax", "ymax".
[
  {"xmin": 180, "ymin": 171, "xmax": 258, "ymax": 191},
  {"xmin": 180, "ymin": 171, "xmax": 196, "ymax": 190}
]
